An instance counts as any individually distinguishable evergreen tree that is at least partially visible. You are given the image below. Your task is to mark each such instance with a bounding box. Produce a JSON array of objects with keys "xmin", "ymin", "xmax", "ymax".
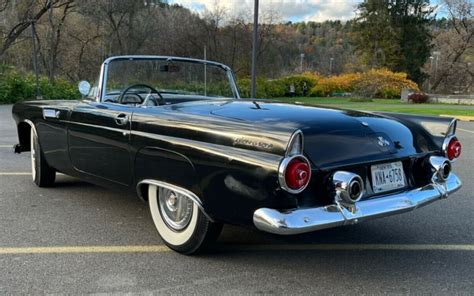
[{"xmin": 353, "ymin": 0, "xmax": 434, "ymax": 84}]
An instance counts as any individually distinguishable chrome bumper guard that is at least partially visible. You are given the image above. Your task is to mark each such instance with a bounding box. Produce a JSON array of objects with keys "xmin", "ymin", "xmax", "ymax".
[{"xmin": 253, "ymin": 173, "xmax": 462, "ymax": 235}]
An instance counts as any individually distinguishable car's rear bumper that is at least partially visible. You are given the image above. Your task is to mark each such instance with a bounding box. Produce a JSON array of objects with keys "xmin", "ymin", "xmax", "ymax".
[{"xmin": 253, "ymin": 173, "xmax": 462, "ymax": 235}]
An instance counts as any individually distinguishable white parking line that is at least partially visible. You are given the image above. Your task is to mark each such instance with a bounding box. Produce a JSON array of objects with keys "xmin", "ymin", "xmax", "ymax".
[
  {"xmin": 0, "ymin": 145, "xmax": 12, "ymax": 148},
  {"xmin": 0, "ymin": 172, "xmax": 31, "ymax": 176},
  {"xmin": 0, "ymin": 245, "xmax": 171, "ymax": 255},
  {"xmin": 0, "ymin": 172, "xmax": 67, "ymax": 176},
  {"xmin": 458, "ymin": 128, "xmax": 474, "ymax": 134},
  {"xmin": 0, "ymin": 244, "xmax": 473, "ymax": 255}
]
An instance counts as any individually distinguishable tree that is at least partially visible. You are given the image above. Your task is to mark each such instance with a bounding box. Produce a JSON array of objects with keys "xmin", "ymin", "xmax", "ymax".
[
  {"xmin": 353, "ymin": 0, "xmax": 434, "ymax": 84},
  {"xmin": 352, "ymin": 0, "xmax": 400, "ymax": 69},
  {"xmin": 430, "ymin": 0, "xmax": 473, "ymax": 92},
  {"xmin": 43, "ymin": 1, "xmax": 75, "ymax": 82},
  {"xmin": 0, "ymin": 0, "xmax": 74, "ymax": 58}
]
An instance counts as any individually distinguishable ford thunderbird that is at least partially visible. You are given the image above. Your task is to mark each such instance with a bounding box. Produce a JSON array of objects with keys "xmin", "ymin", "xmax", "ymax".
[{"xmin": 12, "ymin": 56, "xmax": 462, "ymax": 254}]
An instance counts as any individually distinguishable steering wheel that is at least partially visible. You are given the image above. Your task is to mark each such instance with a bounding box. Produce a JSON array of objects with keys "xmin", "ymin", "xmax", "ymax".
[{"xmin": 118, "ymin": 84, "xmax": 165, "ymax": 106}]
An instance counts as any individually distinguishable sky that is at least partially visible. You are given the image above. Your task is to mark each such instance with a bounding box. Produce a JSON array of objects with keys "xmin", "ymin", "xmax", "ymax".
[{"xmin": 168, "ymin": 0, "xmax": 446, "ymax": 22}]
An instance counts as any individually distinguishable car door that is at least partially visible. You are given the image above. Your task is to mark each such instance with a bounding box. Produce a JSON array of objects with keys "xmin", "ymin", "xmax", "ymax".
[{"xmin": 67, "ymin": 101, "xmax": 134, "ymax": 186}]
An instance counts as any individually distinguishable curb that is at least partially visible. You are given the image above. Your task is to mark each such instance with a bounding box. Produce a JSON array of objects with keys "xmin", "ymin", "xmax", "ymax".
[{"xmin": 440, "ymin": 115, "xmax": 474, "ymax": 122}]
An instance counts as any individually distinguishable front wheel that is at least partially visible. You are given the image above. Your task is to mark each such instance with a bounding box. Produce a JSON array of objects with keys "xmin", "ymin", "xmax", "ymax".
[
  {"xmin": 30, "ymin": 129, "xmax": 56, "ymax": 187},
  {"xmin": 148, "ymin": 185, "xmax": 222, "ymax": 254}
]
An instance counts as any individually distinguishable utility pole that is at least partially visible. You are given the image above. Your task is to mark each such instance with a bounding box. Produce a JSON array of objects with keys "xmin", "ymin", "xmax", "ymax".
[
  {"xmin": 329, "ymin": 57, "xmax": 334, "ymax": 75},
  {"xmin": 433, "ymin": 51, "xmax": 441, "ymax": 83},
  {"xmin": 300, "ymin": 53, "xmax": 305, "ymax": 72},
  {"xmin": 429, "ymin": 56, "xmax": 434, "ymax": 91},
  {"xmin": 30, "ymin": 20, "xmax": 41, "ymax": 100},
  {"xmin": 204, "ymin": 46, "xmax": 207, "ymax": 97},
  {"xmin": 250, "ymin": 0, "xmax": 259, "ymax": 98}
]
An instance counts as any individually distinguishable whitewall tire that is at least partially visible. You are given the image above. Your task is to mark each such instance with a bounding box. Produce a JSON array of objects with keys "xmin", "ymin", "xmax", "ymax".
[
  {"xmin": 30, "ymin": 129, "xmax": 56, "ymax": 187},
  {"xmin": 148, "ymin": 184, "xmax": 222, "ymax": 254}
]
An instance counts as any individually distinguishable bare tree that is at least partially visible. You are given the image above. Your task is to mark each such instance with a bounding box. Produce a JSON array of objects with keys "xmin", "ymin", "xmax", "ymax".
[
  {"xmin": 431, "ymin": 0, "xmax": 473, "ymax": 92},
  {"xmin": 0, "ymin": 0, "xmax": 73, "ymax": 58},
  {"xmin": 43, "ymin": 0, "xmax": 74, "ymax": 81}
]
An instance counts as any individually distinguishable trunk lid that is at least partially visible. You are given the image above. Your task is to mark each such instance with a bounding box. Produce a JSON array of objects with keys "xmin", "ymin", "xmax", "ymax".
[{"xmin": 168, "ymin": 99, "xmax": 434, "ymax": 168}]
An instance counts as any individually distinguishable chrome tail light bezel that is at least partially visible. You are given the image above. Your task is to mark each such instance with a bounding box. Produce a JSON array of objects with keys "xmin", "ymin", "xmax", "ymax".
[
  {"xmin": 279, "ymin": 130, "xmax": 312, "ymax": 194},
  {"xmin": 442, "ymin": 135, "xmax": 461, "ymax": 161},
  {"xmin": 278, "ymin": 155, "xmax": 312, "ymax": 194}
]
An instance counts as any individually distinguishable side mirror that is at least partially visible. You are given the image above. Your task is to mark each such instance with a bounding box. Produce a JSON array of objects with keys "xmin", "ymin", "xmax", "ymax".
[{"xmin": 78, "ymin": 81, "xmax": 91, "ymax": 96}]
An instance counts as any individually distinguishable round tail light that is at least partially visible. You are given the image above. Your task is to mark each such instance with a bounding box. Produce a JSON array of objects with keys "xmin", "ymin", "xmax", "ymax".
[
  {"xmin": 447, "ymin": 137, "xmax": 462, "ymax": 160},
  {"xmin": 280, "ymin": 156, "xmax": 311, "ymax": 193}
]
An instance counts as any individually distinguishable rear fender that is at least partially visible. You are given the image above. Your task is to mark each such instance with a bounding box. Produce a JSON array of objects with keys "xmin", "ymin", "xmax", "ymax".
[{"xmin": 134, "ymin": 147, "xmax": 200, "ymax": 201}]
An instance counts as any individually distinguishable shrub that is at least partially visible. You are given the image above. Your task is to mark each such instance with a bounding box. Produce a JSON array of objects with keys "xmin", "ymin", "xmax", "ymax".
[
  {"xmin": 237, "ymin": 77, "xmax": 272, "ymax": 98},
  {"xmin": 309, "ymin": 73, "xmax": 361, "ymax": 97},
  {"xmin": 0, "ymin": 66, "xmax": 80, "ymax": 104},
  {"xmin": 0, "ymin": 67, "xmax": 35, "ymax": 104},
  {"xmin": 237, "ymin": 72, "xmax": 320, "ymax": 98},
  {"xmin": 281, "ymin": 72, "xmax": 320, "ymax": 96},
  {"xmin": 352, "ymin": 69, "xmax": 419, "ymax": 99},
  {"xmin": 308, "ymin": 69, "xmax": 418, "ymax": 99},
  {"xmin": 408, "ymin": 92, "xmax": 429, "ymax": 104},
  {"xmin": 265, "ymin": 79, "xmax": 287, "ymax": 97}
]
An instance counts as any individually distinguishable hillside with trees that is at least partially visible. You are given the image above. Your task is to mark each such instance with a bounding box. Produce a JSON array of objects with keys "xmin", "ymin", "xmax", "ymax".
[{"xmin": 0, "ymin": 0, "xmax": 472, "ymax": 100}]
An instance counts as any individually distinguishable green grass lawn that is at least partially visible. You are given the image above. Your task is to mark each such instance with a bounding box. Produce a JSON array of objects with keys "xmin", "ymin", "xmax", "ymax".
[{"xmin": 272, "ymin": 97, "xmax": 474, "ymax": 117}]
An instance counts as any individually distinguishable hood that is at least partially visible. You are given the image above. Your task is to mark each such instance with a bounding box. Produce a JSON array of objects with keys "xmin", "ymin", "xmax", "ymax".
[{"xmin": 164, "ymin": 99, "xmax": 437, "ymax": 168}]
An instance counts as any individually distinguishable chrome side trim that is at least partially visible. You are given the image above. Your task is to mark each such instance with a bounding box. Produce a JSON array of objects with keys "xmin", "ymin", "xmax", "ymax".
[
  {"xmin": 278, "ymin": 154, "xmax": 312, "ymax": 194},
  {"xmin": 136, "ymin": 179, "xmax": 214, "ymax": 222},
  {"xmin": 254, "ymin": 173, "xmax": 462, "ymax": 235}
]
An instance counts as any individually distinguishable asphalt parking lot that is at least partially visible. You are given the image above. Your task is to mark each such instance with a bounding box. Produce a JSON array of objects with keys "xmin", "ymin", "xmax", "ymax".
[{"xmin": 0, "ymin": 104, "xmax": 473, "ymax": 294}]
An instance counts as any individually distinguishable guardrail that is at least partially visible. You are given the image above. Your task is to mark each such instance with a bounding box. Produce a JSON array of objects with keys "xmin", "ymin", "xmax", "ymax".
[{"xmin": 428, "ymin": 94, "xmax": 474, "ymax": 105}]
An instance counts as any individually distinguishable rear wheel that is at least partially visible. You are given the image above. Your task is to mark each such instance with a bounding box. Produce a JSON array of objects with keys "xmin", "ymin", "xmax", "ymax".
[
  {"xmin": 148, "ymin": 184, "xmax": 222, "ymax": 254},
  {"xmin": 30, "ymin": 130, "xmax": 56, "ymax": 187}
]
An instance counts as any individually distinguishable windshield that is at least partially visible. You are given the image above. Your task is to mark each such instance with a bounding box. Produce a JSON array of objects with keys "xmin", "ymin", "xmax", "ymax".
[{"xmin": 103, "ymin": 58, "xmax": 237, "ymax": 103}]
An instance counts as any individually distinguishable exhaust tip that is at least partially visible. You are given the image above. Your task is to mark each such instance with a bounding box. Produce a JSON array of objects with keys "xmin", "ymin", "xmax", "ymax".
[
  {"xmin": 441, "ymin": 161, "xmax": 451, "ymax": 180},
  {"xmin": 429, "ymin": 156, "xmax": 452, "ymax": 182},
  {"xmin": 349, "ymin": 180, "xmax": 362, "ymax": 200},
  {"xmin": 332, "ymin": 171, "xmax": 364, "ymax": 204}
]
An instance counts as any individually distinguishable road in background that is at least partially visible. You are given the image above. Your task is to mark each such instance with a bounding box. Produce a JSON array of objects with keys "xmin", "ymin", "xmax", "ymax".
[{"xmin": 0, "ymin": 105, "xmax": 473, "ymax": 294}]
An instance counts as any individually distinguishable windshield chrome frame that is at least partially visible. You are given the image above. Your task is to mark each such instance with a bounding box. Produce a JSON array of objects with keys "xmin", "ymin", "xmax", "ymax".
[{"xmin": 95, "ymin": 55, "xmax": 241, "ymax": 102}]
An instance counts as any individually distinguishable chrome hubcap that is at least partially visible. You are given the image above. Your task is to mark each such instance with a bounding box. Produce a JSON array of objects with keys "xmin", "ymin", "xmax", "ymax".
[{"xmin": 158, "ymin": 188, "xmax": 193, "ymax": 231}]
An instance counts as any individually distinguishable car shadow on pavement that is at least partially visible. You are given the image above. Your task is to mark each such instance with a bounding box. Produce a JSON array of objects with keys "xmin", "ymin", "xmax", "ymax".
[{"xmin": 52, "ymin": 177, "xmax": 95, "ymax": 189}]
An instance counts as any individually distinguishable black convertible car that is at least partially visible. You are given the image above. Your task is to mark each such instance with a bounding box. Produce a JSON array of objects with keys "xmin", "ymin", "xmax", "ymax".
[{"xmin": 12, "ymin": 56, "xmax": 462, "ymax": 254}]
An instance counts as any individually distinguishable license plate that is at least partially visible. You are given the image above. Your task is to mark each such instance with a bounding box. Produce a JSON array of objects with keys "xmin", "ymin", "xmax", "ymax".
[{"xmin": 371, "ymin": 161, "xmax": 406, "ymax": 193}]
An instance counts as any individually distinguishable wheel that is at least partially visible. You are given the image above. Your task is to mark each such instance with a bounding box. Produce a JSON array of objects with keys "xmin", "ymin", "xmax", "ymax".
[
  {"xmin": 30, "ymin": 129, "xmax": 56, "ymax": 187},
  {"xmin": 148, "ymin": 185, "xmax": 222, "ymax": 254}
]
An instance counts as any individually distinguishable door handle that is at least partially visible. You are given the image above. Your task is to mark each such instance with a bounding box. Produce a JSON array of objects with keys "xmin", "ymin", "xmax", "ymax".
[
  {"xmin": 115, "ymin": 113, "xmax": 129, "ymax": 126},
  {"xmin": 43, "ymin": 109, "xmax": 60, "ymax": 119}
]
